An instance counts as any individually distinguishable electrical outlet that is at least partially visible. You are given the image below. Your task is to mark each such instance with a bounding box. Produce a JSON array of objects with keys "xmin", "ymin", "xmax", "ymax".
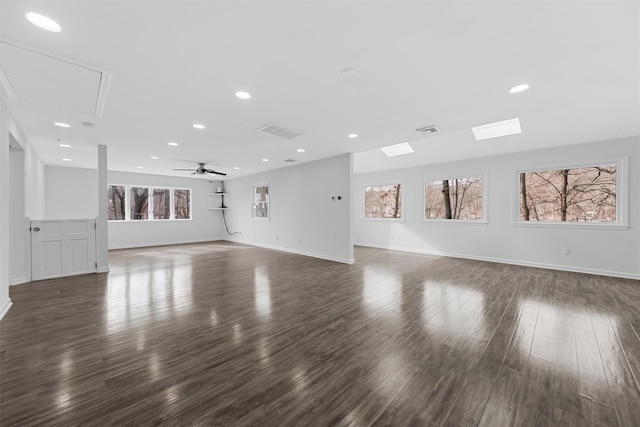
[{"xmin": 563, "ymin": 248, "xmax": 571, "ymax": 255}]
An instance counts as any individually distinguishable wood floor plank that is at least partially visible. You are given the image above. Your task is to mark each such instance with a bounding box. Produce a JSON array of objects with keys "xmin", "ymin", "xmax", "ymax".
[{"xmin": 478, "ymin": 367, "xmax": 524, "ymax": 427}]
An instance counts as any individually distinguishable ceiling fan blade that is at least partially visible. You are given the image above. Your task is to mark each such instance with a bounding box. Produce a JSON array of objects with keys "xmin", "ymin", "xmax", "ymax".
[
  {"xmin": 191, "ymin": 171, "xmax": 196, "ymax": 175},
  {"xmin": 206, "ymin": 169, "xmax": 227, "ymax": 176}
]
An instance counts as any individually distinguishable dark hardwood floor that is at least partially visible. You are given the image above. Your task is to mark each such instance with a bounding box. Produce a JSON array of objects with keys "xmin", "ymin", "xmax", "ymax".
[{"xmin": 1, "ymin": 242, "xmax": 639, "ymax": 426}]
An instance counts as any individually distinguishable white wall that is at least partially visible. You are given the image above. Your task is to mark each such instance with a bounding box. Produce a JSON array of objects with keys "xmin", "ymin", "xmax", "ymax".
[
  {"xmin": 1, "ymin": 100, "xmax": 46, "ymax": 317},
  {"xmin": 224, "ymin": 154, "xmax": 353, "ymax": 264},
  {"xmin": 44, "ymin": 167, "xmax": 224, "ymax": 249},
  {"xmin": 0, "ymin": 101, "xmax": 11, "ymax": 318},
  {"xmin": 45, "ymin": 166, "xmax": 98, "ymax": 219},
  {"xmin": 107, "ymin": 171, "xmax": 223, "ymax": 248},
  {"xmin": 9, "ymin": 141, "xmax": 28, "ymax": 285},
  {"xmin": 353, "ymin": 137, "xmax": 640, "ymax": 279}
]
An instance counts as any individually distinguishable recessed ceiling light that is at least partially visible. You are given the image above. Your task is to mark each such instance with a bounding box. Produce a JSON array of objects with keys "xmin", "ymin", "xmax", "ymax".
[
  {"xmin": 62, "ymin": 158, "xmax": 72, "ymax": 162},
  {"xmin": 150, "ymin": 156, "xmax": 159, "ymax": 160},
  {"xmin": 168, "ymin": 142, "xmax": 179, "ymax": 146},
  {"xmin": 509, "ymin": 84, "xmax": 530, "ymax": 94},
  {"xmin": 262, "ymin": 158, "xmax": 269, "ymax": 162},
  {"xmin": 26, "ymin": 13, "xmax": 61, "ymax": 32},
  {"xmin": 348, "ymin": 133, "xmax": 358, "ymax": 138},
  {"xmin": 59, "ymin": 143, "xmax": 72, "ymax": 148},
  {"xmin": 472, "ymin": 118, "xmax": 521, "ymax": 141},
  {"xmin": 235, "ymin": 91, "xmax": 251, "ymax": 100},
  {"xmin": 54, "ymin": 122, "xmax": 70, "ymax": 128},
  {"xmin": 192, "ymin": 123, "xmax": 205, "ymax": 130},
  {"xmin": 137, "ymin": 166, "xmax": 144, "ymax": 169},
  {"xmin": 233, "ymin": 166, "xmax": 240, "ymax": 170},
  {"xmin": 297, "ymin": 148, "xmax": 305, "ymax": 153},
  {"xmin": 380, "ymin": 142, "xmax": 415, "ymax": 157}
]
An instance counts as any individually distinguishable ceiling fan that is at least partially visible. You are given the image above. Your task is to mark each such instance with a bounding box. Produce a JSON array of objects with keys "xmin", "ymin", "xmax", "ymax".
[{"xmin": 174, "ymin": 162, "xmax": 227, "ymax": 176}]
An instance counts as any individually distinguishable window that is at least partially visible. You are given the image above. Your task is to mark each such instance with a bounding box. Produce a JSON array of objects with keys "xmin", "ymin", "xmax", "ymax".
[
  {"xmin": 130, "ymin": 187, "xmax": 149, "ymax": 220},
  {"xmin": 174, "ymin": 189, "xmax": 191, "ymax": 220},
  {"xmin": 424, "ymin": 176, "xmax": 484, "ymax": 220},
  {"xmin": 153, "ymin": 189, "xmax": 170, "ymax": 220},
  {"xmin": 107, "ymin": 185, "xmax": 126, "ymax": 220},
  {"xmin": 253, "ymin": 185, "xmax": 269, "ymax": 220},
  {"xmin": 107, "ymin": 185, "xmax": 191, "ymax": 221},
  {"xmin": 363, "ymin": 183, "xmax": 402, "ymax": 219},
  {"xmin": 519, "ymin": 164, "xmax": 617, "ymax": 223}
]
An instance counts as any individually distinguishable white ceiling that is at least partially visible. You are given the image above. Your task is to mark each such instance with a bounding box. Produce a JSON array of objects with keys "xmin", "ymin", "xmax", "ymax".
[{"xmin": 1, "ymin": 1, "xmax": 638, "ymax": 179}]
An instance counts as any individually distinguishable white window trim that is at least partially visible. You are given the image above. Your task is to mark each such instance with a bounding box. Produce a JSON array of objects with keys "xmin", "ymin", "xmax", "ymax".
[
  {"xmin": 252, "ymin": 182, "xmax": 270, "ymax": 222},
  {"xmin": 107, "ymin": 184, "xmax": 193, "ymax": 222},
  {"xmin": 512, "ymin": 157, "xmax": 628, "ymax": 228},
  {"xmin": 421, "ymin": 172, "xmax": 488, "ymax": 224},
  {"xmin": 361, "ymin": 181, "xmax": 405, "ymax": 221}
]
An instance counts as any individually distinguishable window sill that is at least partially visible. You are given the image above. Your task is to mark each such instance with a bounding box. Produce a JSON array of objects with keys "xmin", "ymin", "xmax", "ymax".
[
  {"xmin": 512, "ymin": 221, "xmax": 629, "ymax": 231},
  {"xmin": 419, "ymin": 219, "xmax": 488, "ymax": 225},
  {"xmin": 361, "ymin": 218, "xmax": 405, "ymax": 222}
]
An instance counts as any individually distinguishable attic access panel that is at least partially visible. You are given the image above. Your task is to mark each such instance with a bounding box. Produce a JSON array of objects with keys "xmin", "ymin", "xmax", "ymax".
[{"xmin": 0, "ymin": 41, "xmax": 111, "ymax": 117}]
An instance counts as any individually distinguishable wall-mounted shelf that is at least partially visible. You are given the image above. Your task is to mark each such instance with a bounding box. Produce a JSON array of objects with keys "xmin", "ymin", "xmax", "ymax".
[{"xmin": 209, "ymin": 190, "xmax": 229, "ymax": 210}]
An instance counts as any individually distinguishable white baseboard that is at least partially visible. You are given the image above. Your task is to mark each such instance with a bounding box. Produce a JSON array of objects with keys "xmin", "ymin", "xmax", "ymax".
[
  {"xmin": 10, "ymin": 277, "xmax": 29, "ymax": 286},
  {"xmin": 354, "ymin": 242, "xmax": 640, "ymax": 280},
  {"xmin": 109, "ymin": 238, "xmax": 220, "ymax": 250},
  {"xmin": 97, "ymin": 267, "xmax": 110, "ymax": 273},
  {"xmin": 0, "ymin": 299, "xmax": 13, "ymax": 321},
  {"xmin": 225, "ymin": 239, "xmax": 355, "ymax": 264}
]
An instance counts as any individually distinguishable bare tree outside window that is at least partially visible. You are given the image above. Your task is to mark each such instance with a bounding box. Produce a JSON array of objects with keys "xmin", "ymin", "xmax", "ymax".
[
  {"xmin": 108, "ymin": 185, "xmax": 126, "ymax": 220},
  {"xmin": 174, "ymin": 189, "xmax": 191, "ymax": 219},
  {"xmin": 425, "ymin": 177, "xmax": 483, "ymax": 220},
  {"xmin": 130, "ymin": 187, "xmax": 149, "ymax": 220},
  {"xmin": 253, "ymin": 185, "xmax": 269, "ymax": 219},
  {"xmin": 153, "ymin": 189, "xmax": 171, "ymax": 220},
  {"xmin": 520, "ymin": 165, "xmax": 617, "ymax": 222},
  {"xmin": 363, "ymin": 184, "xmax": 402, "ymax": 219}
]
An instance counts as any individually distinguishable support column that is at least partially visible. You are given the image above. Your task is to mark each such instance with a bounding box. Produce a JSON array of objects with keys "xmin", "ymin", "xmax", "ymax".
[{"xmin": 96, "ymin": 144, "xmax": 109, "ymax": 273}]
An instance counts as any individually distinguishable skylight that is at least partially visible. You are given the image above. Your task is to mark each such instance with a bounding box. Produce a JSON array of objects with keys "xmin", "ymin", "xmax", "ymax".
[
  {"xmin": 471, "ymin": 118, "xmax": 521, "ymax": 141},
  {"xmin": 380, "ymin": 142, "xmax": 414, "ymax": 157}
]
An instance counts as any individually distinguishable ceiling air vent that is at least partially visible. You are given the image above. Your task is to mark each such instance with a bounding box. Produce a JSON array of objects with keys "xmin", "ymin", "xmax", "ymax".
[
  {"xmin": 415, "ymin": 125, "xmax": 440, "ymax": 136},
  {"xmin": 284, "ymin": 158, "xmax": 297, "ymax": 163},
  {"xmin": 258, "ymin": 124, "xmax": 302, "ymax": 140}
]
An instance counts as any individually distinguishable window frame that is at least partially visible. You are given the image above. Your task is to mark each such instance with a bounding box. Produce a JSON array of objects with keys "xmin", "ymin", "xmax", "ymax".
[
  {"xmin": 421, "ymin": 172, "xmax": 488, "ymax": 225},
  {"xmin": 361, "ymin": 181, "xmax": 405, "ymax": 221},
  {"xmin": 512, "ymin": 157, "xmax": 628, "ymax": 230},
  {"xmin": 252, "ymin": 182, "xmax": 270, "ymax": 222},
  {"xmin": 107, "ymin": 184, "xmax": 193, "ymax": 222}
]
